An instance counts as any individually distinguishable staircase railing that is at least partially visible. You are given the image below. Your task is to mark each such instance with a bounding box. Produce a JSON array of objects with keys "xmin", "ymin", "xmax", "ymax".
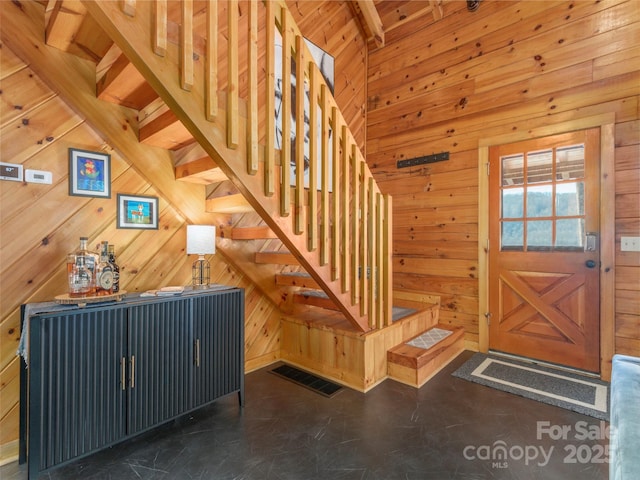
[{"xmin": 82, "ymin": 0, "xmax": 393, "ymax": 332}]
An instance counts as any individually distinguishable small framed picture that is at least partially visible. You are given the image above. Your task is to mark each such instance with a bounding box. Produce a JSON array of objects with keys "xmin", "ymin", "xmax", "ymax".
[
  {"xmin": 69, "ymin": 148, "xmax": 111, "ymax": 198},
  {"xmin": 117, "ymin": 194, "xmax": 159, "ymax": 230}
]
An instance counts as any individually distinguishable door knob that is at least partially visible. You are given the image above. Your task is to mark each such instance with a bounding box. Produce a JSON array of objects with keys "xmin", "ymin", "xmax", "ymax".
[{"xmin": 585, "ymin": 260, "xmax": 597, "ymax": 269}]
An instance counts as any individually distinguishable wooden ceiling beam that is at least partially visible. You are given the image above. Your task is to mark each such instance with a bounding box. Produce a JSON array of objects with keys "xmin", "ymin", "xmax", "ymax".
[{"xmin": 353, "ymin": 1, "xmax": 384, "ymax": 48}]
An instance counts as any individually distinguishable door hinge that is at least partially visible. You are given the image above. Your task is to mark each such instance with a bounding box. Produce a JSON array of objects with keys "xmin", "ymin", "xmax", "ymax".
[
  {"xmin": 486, "ymin": 162, "xmax": 490, "ymax": 176},
  {"xmin": 485, "ymin": 312, "xmax": 492, "ymax": 325}
]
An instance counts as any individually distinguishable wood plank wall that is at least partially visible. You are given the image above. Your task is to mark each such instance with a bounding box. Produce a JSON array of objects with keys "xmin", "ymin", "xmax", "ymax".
[
  {"xmin": 0, "ymin": 1, "xmax": 367, "ymax": 463},
  {"xmin": 366, "ymin": 0, "xmax": 639, "ymax": 354},
  {"xmin": 0, "ymin": 42, "xmax": 280, "ymax": 463}
]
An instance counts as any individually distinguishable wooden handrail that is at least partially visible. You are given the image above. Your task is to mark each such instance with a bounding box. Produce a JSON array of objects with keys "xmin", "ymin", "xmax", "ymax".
[{"xmin": 90, "ymin": 0, "xmax": 393, "ymax": 331}]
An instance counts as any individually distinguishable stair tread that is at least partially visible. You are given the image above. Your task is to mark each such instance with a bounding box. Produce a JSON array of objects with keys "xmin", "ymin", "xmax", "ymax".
[
  {"xmin": 387, "ymin": 324, "xmax": 466, "ymax": 388},
  {"xmin": 388, "ymin": 325, "xmax": 465, "ymax": 368},
  {"xmin": 296, "ymin": 290, "xmax": 329, "ymax": 298},
  {"xmin": 286, "ymin": 303, "xmax": 440, "ymax": 337}
]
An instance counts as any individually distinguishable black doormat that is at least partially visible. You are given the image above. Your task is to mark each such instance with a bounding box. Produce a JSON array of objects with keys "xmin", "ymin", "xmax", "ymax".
[
  {"xmin": 452, "ymin": 353, "xmax": 609, "ymax": 420},
  {"xmin": 270, "ymin": 364, "xmax": 343, "ymax": 398}
]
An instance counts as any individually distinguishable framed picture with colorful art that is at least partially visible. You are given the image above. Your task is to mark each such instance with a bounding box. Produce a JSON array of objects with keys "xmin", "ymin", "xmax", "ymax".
[
  {"xmin": 68, "ymin": 148, "xmax": 111, "ymax": 198},
  {"xmin": 116, "ymin": 194, "xmax": 159, "ymax": 230}
]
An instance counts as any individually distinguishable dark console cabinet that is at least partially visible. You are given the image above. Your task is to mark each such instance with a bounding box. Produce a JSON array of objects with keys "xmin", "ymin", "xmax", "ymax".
[{"xmin": 20, "ymin": 289, "xmax": 244, "ymax": 479}]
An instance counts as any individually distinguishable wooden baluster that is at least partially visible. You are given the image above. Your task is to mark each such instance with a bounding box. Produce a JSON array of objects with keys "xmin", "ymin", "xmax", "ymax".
[
  {"xmin": 320, "ymin": 84, "xmax": 330, "ymax": 266},
  {"xmin": 152, "ymin": 0, "xmax": 167, "ymax": 56},
  {"xmin": 122, "ymin": 0, "xmax": 135, "ymax": 16},
  {"xmin": 247, "ymin": 0, "xmax": 258, "ymax": 173},
  {"xmin": 264, "ymin": 1, "xmax": 275, "ymax": 196},
  {"xmin": 368, "ymin": 178, "xmax": 377, "ymax": 327},
  {"xmin": 383, "ymin": 194, "xmax": 393, "ymax": 326},
  {"xmin": 294, "ymin": 35, "xmax": 305, "ymax": 235},
  {"xmin": 227, "ymin": 0, "xmax": 238, "ymax": 148},
  {"xmin": 308, "ymin": 67, "xmax": 318, "ymax": 252},
  {"xmin": 360, "ymin": 161, "xmax": 368, "ymax": 316},
  {"xmin": 206, "ymin": 1, "xmax": 217, "ymax": 120},
  {"xmin": 351, "ymin": 143, "xmax": 359, "ymax": 305},
  {"xmin": 181, "ymin": 0, "xmax": 193, "ymax": 91},
  {"xmin": 375, "ymin": 190, "xmax": 384, "ymax": 329},
  {"xmin": 280, "ymin": 12, "xmax": 291, "ymax": 216},
  {"xmin": 331, "ymin": 107, "xmax": 340, "ymax": 281},
  {"xmin": 341, "ymin": 125, "xmax": 349, "ymax": 293},
  {"xmin": 376, "ymin": 188, "xmax": 383, "ymax": 328}
]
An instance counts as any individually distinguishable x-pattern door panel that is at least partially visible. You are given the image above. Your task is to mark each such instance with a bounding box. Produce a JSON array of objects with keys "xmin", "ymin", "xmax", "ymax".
[{"xmin": 489, "ymin": 129, "xmax": 600, "ymax": 372}]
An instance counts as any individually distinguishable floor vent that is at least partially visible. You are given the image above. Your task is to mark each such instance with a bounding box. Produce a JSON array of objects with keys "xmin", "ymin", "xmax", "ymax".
[{"xmin": 270, "ymin": 364, "xmax": 343, "ymax": 397}]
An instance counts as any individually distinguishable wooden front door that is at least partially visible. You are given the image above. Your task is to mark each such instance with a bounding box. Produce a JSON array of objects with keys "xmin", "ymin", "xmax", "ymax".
[{"xmin": 488, "ymin": 128, "xmax": 601, "ymax": 372}]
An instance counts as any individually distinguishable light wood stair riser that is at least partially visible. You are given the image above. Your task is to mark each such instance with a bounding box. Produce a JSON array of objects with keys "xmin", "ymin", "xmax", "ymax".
[
  {"xmin": 293, "ymin": 292, "xmax": 339, "ymax": 311},
  {"xmin": 275, "ymin": 273, "xmax": 319, "ymax": 289},
  {"xmin": 255, "ymin": 251, "xmax": 299, "ymax": 265},
  {"xmin": 387, "ymin": 325, "xmax": 465, "ymax": 388},
  {"xmin": 219, "ymin": 226, "xmax": 277, "ymax": 240}
]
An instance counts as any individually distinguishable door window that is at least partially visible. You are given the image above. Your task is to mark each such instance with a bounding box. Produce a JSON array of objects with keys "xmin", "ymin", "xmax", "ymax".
[{"xmin": 499, "ymin": 144, "xmax": 586, "ymax": 252}]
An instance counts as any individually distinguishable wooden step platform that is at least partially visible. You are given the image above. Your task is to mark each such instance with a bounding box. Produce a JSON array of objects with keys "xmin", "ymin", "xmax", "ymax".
[
  {"xmin": 280, "ymin": 301, "xmax": 441, "ymax": 392},
  {"xmin": 387, "ymin": 324, "xmax": 465, "ymax": 388}
]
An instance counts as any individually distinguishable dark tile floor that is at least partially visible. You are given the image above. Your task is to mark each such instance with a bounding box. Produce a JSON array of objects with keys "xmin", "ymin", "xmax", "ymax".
[{"xmin": 2, "ymin": 351, "xmax": 609, "ymax": 480}]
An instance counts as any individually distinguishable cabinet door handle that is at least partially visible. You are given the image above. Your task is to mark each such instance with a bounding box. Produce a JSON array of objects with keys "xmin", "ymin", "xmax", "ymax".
[
  {"xmin": 121, "ymin": 357, "xmax": 126, "ymax": 391},
  {"xmin": 130, "ymin": 355, "xmax": 135, "ymax": 389},
  {"xmin": 195, "ymin": 339, "xmax": 201, "ymax": 368}
]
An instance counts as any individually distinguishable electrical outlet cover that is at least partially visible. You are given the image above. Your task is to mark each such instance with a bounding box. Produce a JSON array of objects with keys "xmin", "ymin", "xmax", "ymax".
[
  {"xmin": 25, "ymin": 169, "xmax": 53, "ymax": 184},
  {"xmin": 621, "ymin": 236, "xmax": 640, "ymax": 252}
]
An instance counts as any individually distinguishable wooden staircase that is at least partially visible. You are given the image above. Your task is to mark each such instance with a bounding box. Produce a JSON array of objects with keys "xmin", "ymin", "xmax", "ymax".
[
  {"xmin": 81, "ymin": 0, "xmax": 393, "ymax": 334},
  {"xmin": 31, "ymin": 0, "xmax": 464, "ymax": 390}
]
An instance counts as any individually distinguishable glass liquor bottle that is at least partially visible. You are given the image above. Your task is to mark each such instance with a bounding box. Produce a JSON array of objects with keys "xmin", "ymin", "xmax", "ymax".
[
  {"xmin": 95, "ymin": 241, "xmax": 115, "ymax": 295},
  {"xmin": 108, "ymin": 244, "xmax": 120, "ymax": 293},
  {"xmin": 75, "ymin": 236, "xmax": 99, "ymax": 295},
  {"xmin": 68, "ymin": 254, "xmax": 93, "ymax": 297}
]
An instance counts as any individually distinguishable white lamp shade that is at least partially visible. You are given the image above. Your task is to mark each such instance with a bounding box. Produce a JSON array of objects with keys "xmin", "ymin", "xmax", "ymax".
[{"xmin": 186, "ymin": 225, "xmax": 216, "ymax": 255}]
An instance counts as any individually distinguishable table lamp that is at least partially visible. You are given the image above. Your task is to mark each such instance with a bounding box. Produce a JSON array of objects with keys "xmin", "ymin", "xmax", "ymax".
[{"xmin": 186, "ymin": 225, "xmax": 216, "ymax": 289}]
